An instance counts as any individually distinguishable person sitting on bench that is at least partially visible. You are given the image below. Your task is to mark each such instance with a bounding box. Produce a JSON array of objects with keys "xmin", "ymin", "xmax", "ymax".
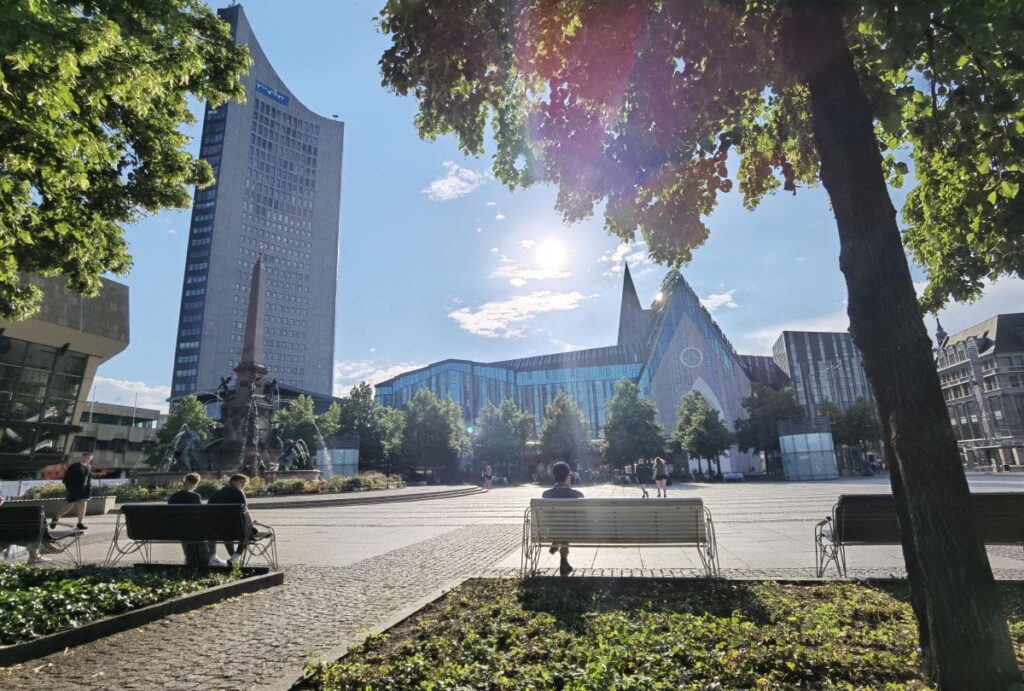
[
  {"xmin": 167, "ymin": 473, "xmax": 217, "ymax": 567},
  {"xmin": 207, "ymin": 474, "xmax": 253, "ymax": 563},
  {"xmin": 542, "ymin": 461, "xmax": 583, "ymax": 577}
]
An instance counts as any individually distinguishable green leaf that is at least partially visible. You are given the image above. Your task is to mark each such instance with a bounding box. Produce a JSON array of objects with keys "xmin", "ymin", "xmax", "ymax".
[{"xmin": 999, "ymin": 180, "xmax": 1020, "ymax": 198}]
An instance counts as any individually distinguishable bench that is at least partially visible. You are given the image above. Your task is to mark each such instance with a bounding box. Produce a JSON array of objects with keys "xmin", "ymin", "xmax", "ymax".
[
  {"xmin": 522, "ymin": 498, "xmax": 720, "ymax": 577},
  {"xmin": 104, "ymin": 504, "xmax": 278, "ymax": 569},
  {"xmin": 815, "ymin": 492, "xmax": 1024, "ymax": 576},
  {"xmin": 0, "ymin": 505, "xmax": 84, "ymax": 565}
]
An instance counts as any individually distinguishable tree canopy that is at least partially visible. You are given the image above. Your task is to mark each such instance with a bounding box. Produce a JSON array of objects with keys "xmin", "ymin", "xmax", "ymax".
[
  {"xmin": 735, "ymin": 385, "xmax": 806, "ymax": 459},
  {"xmin": 820, "ymin": 399, "xmax": 883, "ymax": 448},
  {"xmin": 335, "ymin": 382, "xmax": 397, "ymax": 469},
  {"xmin": 400, "ymin": 388, "xmax": 467, "ymax": 479},
  {"xmin": 473, "ymin": 399, "xmax": 533, "ymax": 478},
  {"xmin": 672, "ymin": 391, "xmax": 733, "ymax": 477},
  {"xmin": 273, "ymin": 395, "xmax": 332, "ymax": 453},
  {"xmin": 0, "ymin": 0, "xmax": 250, "ymax": 318},
  {"xmin": 601, "ymin": 380, "xmax": 664, "ymax": 469},
  {"xmin": 540, "ymin": 391, "xmax": 590, "ymax": 466}
]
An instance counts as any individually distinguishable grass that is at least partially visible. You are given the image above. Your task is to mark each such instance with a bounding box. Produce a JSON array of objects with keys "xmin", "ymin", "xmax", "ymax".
[
  {"xmin": 0, "ymin": 564, "xmax": 241, "ymax": 646},
  {"xmin": 303, "ymin": 578, "xmax": 1024, "ymax": 690}
]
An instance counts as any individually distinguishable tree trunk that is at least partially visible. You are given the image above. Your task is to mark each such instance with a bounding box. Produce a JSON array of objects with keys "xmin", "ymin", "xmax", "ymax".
[{"xmin": 784, "ymin": 2, "xmax": 1019, "ymax": 687}]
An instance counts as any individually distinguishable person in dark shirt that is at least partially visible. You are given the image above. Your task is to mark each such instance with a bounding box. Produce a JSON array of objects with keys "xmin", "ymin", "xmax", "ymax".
[
  {"xmin": 635, "ymin": 461, "xmax": 653, "ymax": 498},
  {"xmin": 168, "ymin": 473, "xmax": 213, "ymax": 567},
  {"xmin": 207, "ymin": 474, "xmax": 251, "ymax": 562},
  {"xmin": 51, "ymin": 452, "xmax": 93, "ymax": 530},
  {"xmin": 542, "ymin": 461, "xmax": 583, "ymax": 576}
]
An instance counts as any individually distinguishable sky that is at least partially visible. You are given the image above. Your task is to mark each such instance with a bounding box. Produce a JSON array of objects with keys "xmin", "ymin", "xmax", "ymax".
[{"xmin": 93, "ymin": 1, "xmax": 1024, "ymax": 412}]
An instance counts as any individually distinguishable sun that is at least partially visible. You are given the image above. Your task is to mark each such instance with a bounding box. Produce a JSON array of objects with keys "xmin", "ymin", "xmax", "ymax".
[{"xmin": 535, "ymin": 238, "xmax": 568, "ymax": 270}]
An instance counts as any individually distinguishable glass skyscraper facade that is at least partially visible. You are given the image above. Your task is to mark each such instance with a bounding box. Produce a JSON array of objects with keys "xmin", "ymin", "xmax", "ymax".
[
  {"xmin": 772, "ymin": 331, "xmax": 875, "ymax": 419},
  {"xmin": 171, "ymin": 5, "xmax": 343, "ymax": 399},
  {"xmin": 376, "ymin": 267, "xmax": 752, "ymax": 446}
]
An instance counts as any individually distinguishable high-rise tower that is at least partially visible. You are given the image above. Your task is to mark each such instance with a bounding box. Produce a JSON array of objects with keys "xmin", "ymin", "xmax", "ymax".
[{"xmin": 170, "ymin": 4, "xmax": 343, "ymax": 399}]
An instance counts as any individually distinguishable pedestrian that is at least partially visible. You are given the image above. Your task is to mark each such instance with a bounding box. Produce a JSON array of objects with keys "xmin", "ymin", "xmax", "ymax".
[
  {"xmin": 542, "ymin": 461, "xmax": 584, "ymax": 576},
  {"xmin": 168, "ymin": 473, "xmax": 215, "ymax": 567},
  {"xmin": 635, "ymin": 461, "xmax": 652, "ymax": 498},
  {"xmin": 482, "ymin": 464, "xmax": 493, "ymax": 491},
  {"xmin": 653, "ymin": 457, "xmax": 669, "ymax": 498},
  {"xmin": 50, "ymin": 452, "xmax": 93, "ymax": 530},
  {"xmin": 207, "ymin": 474, "xmax": 252, "ymax": 563},
  {"xmin": 571, "ymin": 467, "xmax": 581, "ymax": 486}
]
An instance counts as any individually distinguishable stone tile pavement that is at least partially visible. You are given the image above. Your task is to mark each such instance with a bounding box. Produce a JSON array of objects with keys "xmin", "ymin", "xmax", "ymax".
[{"xmin": 4, "ymin": 474, "xmax": 1024, "ymax": 689}]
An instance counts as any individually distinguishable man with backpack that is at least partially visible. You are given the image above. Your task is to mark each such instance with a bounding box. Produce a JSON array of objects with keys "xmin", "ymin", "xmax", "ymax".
[{"xmin": 50, "ymin": 451, "xmax": 93, "ymax": 531}]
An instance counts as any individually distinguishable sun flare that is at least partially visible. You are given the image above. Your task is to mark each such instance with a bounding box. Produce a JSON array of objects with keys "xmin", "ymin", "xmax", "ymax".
[{"xmin": 535, "ymin": 239, "xmax": 568, "ymax": 270}]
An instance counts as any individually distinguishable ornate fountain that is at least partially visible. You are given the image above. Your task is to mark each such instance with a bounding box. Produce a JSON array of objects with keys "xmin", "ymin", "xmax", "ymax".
[{"xmin": 146, "ymin": 257, "xmax": 321, "ymax": 484}]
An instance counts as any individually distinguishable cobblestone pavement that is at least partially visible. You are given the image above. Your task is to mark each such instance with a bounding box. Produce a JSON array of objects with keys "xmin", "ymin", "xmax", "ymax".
[{"xmin": 5, "ymin": 474, "xmax": 1024, "ymax": 689}]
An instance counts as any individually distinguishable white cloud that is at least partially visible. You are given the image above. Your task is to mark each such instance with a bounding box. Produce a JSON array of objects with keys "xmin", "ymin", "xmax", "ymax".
[
  {"xmin": 932, "ymin": 277, "xmax": 1024, "ymax": 337},
  {"xmin": 599, "ymin": 240, "xmax": 653, "ymax": 275},
  {"xmin": 795, "ymin": 255, "xmax": 806, "ymax": 262},
  {"xmin": 551, "ymin": 339, "xmax": 582, "ymax": 352},
  {"xmin": 519, "ymin": 239, "xmax": 538, "ymax": 250},
  {"xmin": 449, "ymin": 291, "xmax": 598, "ymax": 338},
  {"xmin": 491, "ymin": 264, "xmax": 572, "ymax": 286},
  {"xmin": 741, "ymin": 309, "xmax": 851, "ymax": 354},
  {"xmin": 476, "ymin": 227, "xmax": 483, "ymax": 233},
  {"xmin": 333, "ymin": 360, "xmax": 427, "ymax": 396},
  {"xmin": 91, "ymin": 376, "xmax": 172, "ymax": 413},
  {"xmin": 490, "ymin": 247, "xmax": 499, "ymax": 254},
  {"xmin": 167, "ymin": 228, "xmax": 178, "ymax": 236},
  {"xmin": 495, "ymin": 213, "xmax": 507, "ymax": 221},
  {"xmin": 369, "ymin": 347, "xmax": 376, "ymax": 353},
  {"xmin": 421, "ymin": 161, "xmax": 487, "ymax": 202},
  {"xmin": 701, "ymin": 290, "xmax": 738, "ymax": 313},
  {"xmin": 486, "ymin": 201, "xmax": 497, "ymax": 207}
]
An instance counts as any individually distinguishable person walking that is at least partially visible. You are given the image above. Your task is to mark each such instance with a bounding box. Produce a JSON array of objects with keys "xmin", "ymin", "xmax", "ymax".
[
  {"xmin": 481, "ymin": 464, "xmax": 494, "ymax": 491},
  {"xmin": 635, "ymin": 460, "xmax": 652, "ymax": 498},
  {"xmin": 653, "ymin": 457, "xmax": 669, "ymax": 498},
  {"xmin": 168, "ymin": 473, "xmax": 214, "ymax": 567},
  {"xmin": 542, "ymin": 461, "xmax": 584, "ymax": 576},
  {"xmin": 50, "ymin": 452, "xmax": 93, "ymax": 530}
]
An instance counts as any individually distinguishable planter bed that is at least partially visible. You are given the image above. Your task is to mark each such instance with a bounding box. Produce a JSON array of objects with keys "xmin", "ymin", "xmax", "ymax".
[
  {"xmin": 5, "ymin": 495, "xmax": 115, "ymax": 517},
  {"xmin": 0, "ymin": 563, "xmax": 283, "ymax": 666},
  {"xmin": 300, "ymin": 578, "xmax": 1024, "ymax": 690}
]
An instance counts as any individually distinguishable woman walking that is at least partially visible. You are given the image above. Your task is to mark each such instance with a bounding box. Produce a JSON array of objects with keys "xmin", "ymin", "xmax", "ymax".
[
  {"xmin": 481, "ymin": 464, "xmax": 493, "ymax": 491},
  {"xmin": 653, "ymin": 457, "xmax": 669, "ymax": 498}
]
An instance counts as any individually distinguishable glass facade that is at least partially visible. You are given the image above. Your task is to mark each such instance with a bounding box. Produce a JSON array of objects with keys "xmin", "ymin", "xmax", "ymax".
[
  {"xmin": 0, "ymin": 336, "xmax": 87, "ymax": 473},
  {"xmin": 773, "ymin": 331, "xmax": 875, "ymax": 418},
  {"xmin": 377, "ymin": 269, "xmax": 752, "ymax": 450}
]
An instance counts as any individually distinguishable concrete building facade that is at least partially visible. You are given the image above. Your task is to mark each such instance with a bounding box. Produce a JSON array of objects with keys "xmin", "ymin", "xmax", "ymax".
[
  {"xmin": 70, "ymin": 402, "xmax": 162, "ymax": 475},
  {"xmin": 0, "ymin": 275, "xmax": 129, "ymax": 478},
  {"xmin": 171, "ymin": 4, "xmax": 343, "ymax": 399},
  {"xmin": 935, "ymin": 314, "xmax": 1024, "ymax": 467}
]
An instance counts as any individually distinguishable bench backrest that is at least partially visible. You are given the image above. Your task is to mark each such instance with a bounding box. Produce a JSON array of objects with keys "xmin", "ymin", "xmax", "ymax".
[
  {"xmin": 120, "ymin": 504, "xmax": 250, "ymax": 542},
  {"xmin": 0, "ymin": 505, "xmax": 45, "ymax": 545},
  {"xmin": 834, "ymin": 492, "xmax": 1024, "ymax": 544},
  {"xmin": 530, "ymin": 498, "xmax": 707, "ymax": 544}
]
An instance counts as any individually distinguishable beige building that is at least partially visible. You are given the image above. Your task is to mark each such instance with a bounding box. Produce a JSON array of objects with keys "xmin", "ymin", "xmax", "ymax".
[
  {"xmin": 935, "ymin": 314, "xmax": 1024, "ymax": 468},
  {"xmin": 70, "ymin": 402, "xmax": 162, "ymax": 475},
  {"xmin": 0, "ymin": 275, "xmax": 129, "ymax": 478}
]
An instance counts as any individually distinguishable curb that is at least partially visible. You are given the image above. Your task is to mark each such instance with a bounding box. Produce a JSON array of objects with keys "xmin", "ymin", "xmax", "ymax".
[
  {"xmin": 0, "ymin": 566, "xmax": 284, "ymax": 667},
  {"xmin": 245, "ymin": 486, "xmax": 484, "ymax": 510},
  {"xmin": 266, "ymin": 575, "xmax": 469, "ymax": 691}
]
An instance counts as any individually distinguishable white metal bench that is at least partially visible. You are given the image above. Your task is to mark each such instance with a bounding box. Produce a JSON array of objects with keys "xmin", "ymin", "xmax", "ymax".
[{"xmin": 522, "ymin": 498, "xmax": 720, "ymax": 577}]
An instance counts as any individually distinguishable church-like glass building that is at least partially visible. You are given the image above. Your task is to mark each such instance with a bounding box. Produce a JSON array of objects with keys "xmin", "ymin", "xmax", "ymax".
[{"xmin": 375, "ymin": 267, "xmax": 753, "ymax": 442}]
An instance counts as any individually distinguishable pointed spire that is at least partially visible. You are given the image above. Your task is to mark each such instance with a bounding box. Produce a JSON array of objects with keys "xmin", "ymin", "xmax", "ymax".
[
  {"xmin": 935, "ymin": 317, "xmax": 948, "ymax": 348},
  {"xmin": 617, "ymin": 263, "xmax": 646, "ymax": 349},
  {"xmin": 240, "ymin": 256, "xmax": 266, "ymax": 367}
]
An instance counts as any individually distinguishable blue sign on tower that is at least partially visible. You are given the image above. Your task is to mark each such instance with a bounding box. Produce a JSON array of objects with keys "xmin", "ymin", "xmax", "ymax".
[{"xmin": 255, "ymin": 80, "xmax": 289, "ymax": 107}]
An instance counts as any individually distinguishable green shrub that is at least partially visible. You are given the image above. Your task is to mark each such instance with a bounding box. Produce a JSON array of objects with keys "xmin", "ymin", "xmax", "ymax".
[
  {"xmin": 20, "ymin": 483, "xmax": 66, "ymax": 499},
  {"xmin": 0, "ymin": 564, "xmax": 239, "ymax": 645}
]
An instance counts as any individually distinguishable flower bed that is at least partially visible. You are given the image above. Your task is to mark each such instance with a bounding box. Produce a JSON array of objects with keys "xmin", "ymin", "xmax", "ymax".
[
  {"xmin": 19, "ymin": 472, "xmax": 404, "ymax": 503},
  {"xmin": 303, "ymin": 578, "xmax": 1024, "ymax": 689},
  {"xmin": 0, "ymin": 564, "xmax": 240, "ymax": 646}
]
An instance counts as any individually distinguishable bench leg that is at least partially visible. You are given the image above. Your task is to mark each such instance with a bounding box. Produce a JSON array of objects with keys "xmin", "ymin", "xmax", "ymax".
[
  {"xmin": 701, "ymin": 507, "xmax": 721, "ymax": 578},
  {"xmin": 814, "ymin": 519, "xmax": 842, "ymax": 577},
  {"xmin": 521, "ymin": 507, "xmax": 532, "ymax": 578}
]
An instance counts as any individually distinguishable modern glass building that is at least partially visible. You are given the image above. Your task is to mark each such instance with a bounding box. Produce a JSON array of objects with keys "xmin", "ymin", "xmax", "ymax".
[
  {"xmin": 376, "ymin": 267, "xmax": 754, "ymax": 460},
  {"xmin": 0, "ymin": 275, "xmax": 129, "ymax": 478},
  {"xmin": 170, "ymin": 4, "xmax": 343, "ymax": 399},
  {"xmin": 772, "ymin": 331, "xmax": 875, "ymax": 419}
]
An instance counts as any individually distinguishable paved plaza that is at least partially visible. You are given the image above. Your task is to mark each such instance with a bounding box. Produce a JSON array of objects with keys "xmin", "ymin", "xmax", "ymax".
[{"xmin": 4, "ymin": 475, "xmax": 1024, "ymax": 689}]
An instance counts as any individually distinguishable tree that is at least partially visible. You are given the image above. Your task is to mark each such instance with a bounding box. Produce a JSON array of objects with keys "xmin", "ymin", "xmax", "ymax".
[
  {"xmin": 273, "ymin": 395, "xmax": 329, "ymax": 453},
  {"xmin": 539, "ymin": 391, "xmax": 590, "ymax": 467},
  {"xmin": 822, "ymin": 399, "xmax": 883, "ymax": 472},
  {"xmin": 735, "ymin": 386, "xmax": 806, "ymax": 475},
  {"xmin": 0, "ymin": 1, "xmax": 250, "ymax": 319},
  {"xmin": 146, "ymin": 395, "xmax": 216, "ymax": 467},
  {"xmin": 379, "ymin": 407, "xmax": 406, "ymax": 472},
  {"xmin": 673, "ymin": 392, "xmax": 733, "ymax": 478},
  {"xmin": 473, "ymin": 399, "xmax": 533, "ymax": 479},
  {"xmin": 377, "ymin": 2, "xmax": 1022, "ymax": 681},
  {"xmin": 400, "ymin": 388, "xmax": 467, "ymax": 480},
  {"xmin": 336, "ymin": 382, "xmax": 393, "ymax": 469},
  {"xmin": 602, "ymin": 380, "xmax": 664, "ymax": 470}
]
